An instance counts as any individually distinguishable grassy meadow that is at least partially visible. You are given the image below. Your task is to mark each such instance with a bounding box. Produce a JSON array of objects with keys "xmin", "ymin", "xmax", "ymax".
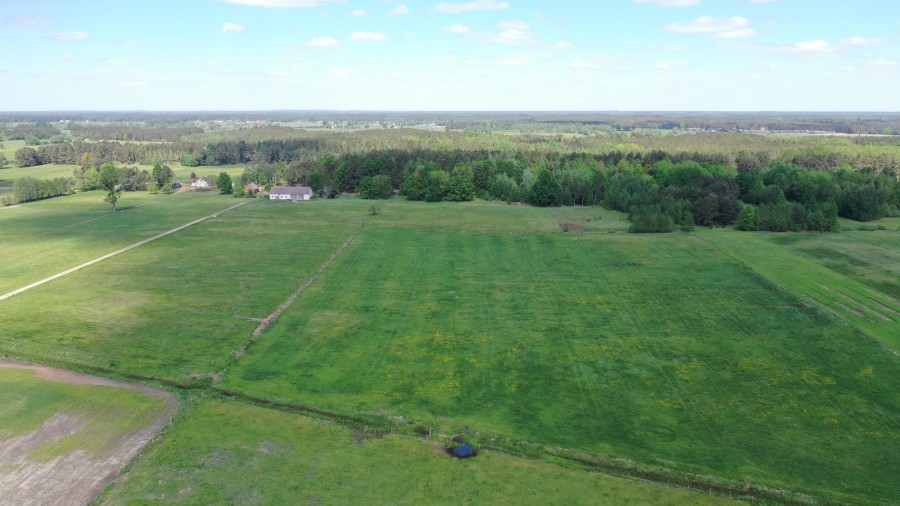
[
  {"xmin": 0, "ymin": 191, "xmax": 248, "ymax": 294},
  {"xmin": 97, "ymin": 398, "xmax": 737, "ymax": 505},
  {"xmin": 221, "ymin": 226, "xmax": 898, "ymax": 504},
  {"xmin": 0, "ymin": 193, "xmax": 897, "ymax": 504},
  {"xmin": 0, "ymin": 196, "xmax": 361, "ymax": 380}
]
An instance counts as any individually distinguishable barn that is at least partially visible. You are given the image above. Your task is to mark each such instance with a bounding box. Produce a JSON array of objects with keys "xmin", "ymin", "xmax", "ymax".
[{"xmin": 269, "ymin": 186, "xmax": 314, "ymax": 201}]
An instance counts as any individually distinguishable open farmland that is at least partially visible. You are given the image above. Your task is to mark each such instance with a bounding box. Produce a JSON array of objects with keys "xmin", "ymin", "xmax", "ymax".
[
  {"xmin": 220, "ymin": 220, "xmax": 899, "ymax": 504},
  {"xmin": 97, "ymin": 398, "xmax": 737, "ymax": 505},
  {"xmin": 0, "ymin": 196, "xmax": 361, "ymax": 381},
  {"xmin": 0, "ymin": 194, "xmax": 897, "ymax": 504},
  {"xmin": 0, "ymin": 361, "xmax": 173, "ymax": 505}
]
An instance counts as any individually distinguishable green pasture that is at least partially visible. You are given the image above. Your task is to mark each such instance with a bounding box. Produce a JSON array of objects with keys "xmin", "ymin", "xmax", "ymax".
[
  {"xmin": 0, "ymin": 139, "xmax": 25, "ymax": 161},
  {"xmin": 223, "ymin": 226, "xmax": 899, "ymax": 504},
  {"xmin": 0, "ymin": 367, "xmax": 166, "ymax": 459},
  {"xmin": 0, "ymin": 198, "xmax": 361, "ymax": 380},
  {"xmin": 705, "ymin": 231, "xmax": 900, "ymax": 351},
  {"xmin": 97, "ymin": 398, "xmax": 737, "ymax": 505},
  {"xmin": 0, "ymin": 191, "xmax": 246, "ymax": 294}
]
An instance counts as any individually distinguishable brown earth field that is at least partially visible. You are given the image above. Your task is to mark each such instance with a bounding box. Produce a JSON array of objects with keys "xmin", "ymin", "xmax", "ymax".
[{"xmin": 0, "ymin": 359, "xmax": 177, "ymax": 506}]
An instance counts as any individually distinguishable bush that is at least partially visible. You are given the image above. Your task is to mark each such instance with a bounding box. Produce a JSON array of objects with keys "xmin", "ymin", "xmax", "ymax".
[
  {"xmin": 358, "ymin": 174, "xmax": 393, "ymax": 199},
  {"xmin": 735, "ymin": 205, "xmax": 759, "ymax": 231},
  {"xmin": 629, "ymin": 206, "xmax": 676, "ymax": 233}
]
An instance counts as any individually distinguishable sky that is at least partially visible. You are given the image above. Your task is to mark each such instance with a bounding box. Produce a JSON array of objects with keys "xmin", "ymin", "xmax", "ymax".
[{"xmin": 1, "ymin": 0, "xmax": 899, "ymax": 111}]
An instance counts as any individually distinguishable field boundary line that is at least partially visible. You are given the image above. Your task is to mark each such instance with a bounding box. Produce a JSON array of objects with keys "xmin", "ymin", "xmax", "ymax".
[
  {"xmin": 250, "ymin": 223, "xmax": 365, "ymax": 340},
  {"xmin": 217, "ymin": 222, "xmax": 367, "ymax": 378},
  {"xmin": 0, "ymin": 199, "xmax": 252, "ymax": 303}
]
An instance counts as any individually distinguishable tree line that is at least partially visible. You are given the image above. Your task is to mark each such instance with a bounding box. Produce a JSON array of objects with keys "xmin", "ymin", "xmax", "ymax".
[{"xmin": 68, "ymin": 124, "xmax": 204, "ymax": 142}]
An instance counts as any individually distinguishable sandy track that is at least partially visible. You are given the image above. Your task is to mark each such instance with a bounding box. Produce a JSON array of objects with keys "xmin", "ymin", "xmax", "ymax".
[{"xmin": 0, "ymin": 359, "xmax": 178, "ymax": 506}]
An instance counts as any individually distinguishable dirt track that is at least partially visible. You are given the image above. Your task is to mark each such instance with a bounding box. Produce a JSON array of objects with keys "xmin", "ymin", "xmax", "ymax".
[{"xmin": 0, "ymin": 359, "xmax": 178, "ymax": 506}]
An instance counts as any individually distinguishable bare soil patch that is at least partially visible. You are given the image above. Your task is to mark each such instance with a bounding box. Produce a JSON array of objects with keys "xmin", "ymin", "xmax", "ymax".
[
  {"xmin": 558, "ymin": 222, "xmax": 582, "ymax": 232},
  {"xmin": 0, "ymin": 359, "xmax": 177, "ymax": 506}
]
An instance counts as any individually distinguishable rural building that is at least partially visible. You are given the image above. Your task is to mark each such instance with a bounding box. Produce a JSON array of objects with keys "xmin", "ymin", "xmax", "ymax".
[
  {"xmin": 244, "ymin": 182, "xmax": 260, "ymax": 194},
  {"xmin": 189, "ymin": 177, "xmax": 215, "ymax": 189},
  {"xmin": 270, "ymin": 186, "xmax": 314, "ymax": 201}
]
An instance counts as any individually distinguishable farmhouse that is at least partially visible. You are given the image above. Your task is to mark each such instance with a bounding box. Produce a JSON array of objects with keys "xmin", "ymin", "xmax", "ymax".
[
  {"xmin": 244, "ymin": 182, "xmax": 260, "ymax": 194},
  {"xmin": 189, "ymin": 177, "xmax": 215, "ymax": 189},
  {"xmin": 270, "ymin": 186, "xmax": 314, "ymax": 201}
]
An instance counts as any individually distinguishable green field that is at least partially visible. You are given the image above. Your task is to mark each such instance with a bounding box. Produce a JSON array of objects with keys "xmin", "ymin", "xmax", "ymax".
[
  {"xmin": 220, "ymin": 226, "xmax": 898, "ymax": 504},
  {"xmin": 0, "ymin": 194, "xmax": 897, "ymax": 504},
  {"xmin": 97, "ymin": 398, "xmax": 737, "ymax": 505},
  {"xmin": 706, "ymin": 231, "xmax": 900, "ymax": 351},
  {"xmin": 0, "ymin": 191, "xmax": 250, "ymax": 294},
  {"xmin": 0, "ymin": 197, "xmax": 360, "ymax": 380}
]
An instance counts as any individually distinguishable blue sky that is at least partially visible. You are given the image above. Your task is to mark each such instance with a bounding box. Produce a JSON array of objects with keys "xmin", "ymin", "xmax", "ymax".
[{"xmin": 2, "ymin": 0, "xmax": 898, "ymax": 111}]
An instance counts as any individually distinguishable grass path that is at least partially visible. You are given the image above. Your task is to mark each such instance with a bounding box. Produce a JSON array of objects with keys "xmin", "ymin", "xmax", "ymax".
[{"xmin": 0, "ymin": 199, "xmax": 252, "ymax": 303}]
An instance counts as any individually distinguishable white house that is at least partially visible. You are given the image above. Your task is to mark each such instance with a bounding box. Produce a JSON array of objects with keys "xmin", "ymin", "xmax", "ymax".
[
  {"xmin": 190, "ymin": 178, "xmax": 213, "ymax": 189},
  {"xmin": 269, "ymin": 186, "xmax": 314, "ymax": 201}
]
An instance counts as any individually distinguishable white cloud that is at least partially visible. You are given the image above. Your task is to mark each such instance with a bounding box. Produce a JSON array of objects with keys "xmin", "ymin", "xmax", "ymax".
[
  {"xmin": 390, "ymin": 4, "xmax": 411, "ymax": 16},
  {"xmin": 491, "ymin": 21, "xmax": 535, "ymax": 45},
  {"xmin": 571, "ymin": 59, "xmax": 602, "ymax": 70},
  {"xmin": 221, "ymin": 0, "xmax": 343, "ymax": 7},
  {"xmin": 497, "ymin": 54, "xmax": 532, "ymax": 65},
  {"xmin": 652, "ymin": 61, "xmax": 685, "ymax": 69},
  {"xmin": 303, "ymin": 37, "xmax": 341, "ymax": 48},
  {"xmin": 444, "ymin": 20, "xmax": 535, "ymax": 46},
  {"xmin": 350, "ymin": 9, "xmax": 367, "ymax": 16},
  {"xmin": 52, "ymin": 32, "xmax": 90, "ymax": 41},
  {"xmin": 498, "ymin": 20, "xmax": 529, "ymax": 31},
  {"xmin": 790, "ymin": 40, "xmax": 833, "ymax": 53},
  {"xmin": 222, "ymin": 23, "xmax": 245, "ymax": 32},
  {"xmin": 444, "ymin": 24, "xmax": 470, "ymax": 33},
  {"xmin": 552, "ymin": 41, "xmax": 575, "ymax": 49},
  {"xmin": 634, "ymin": 0, "xmax": 701, "ymax": 6},
  {"xmin": 666, "ymin": 16, "xmax": 758, "ymax": 39},
  {"xmin": 351, "ymin": 32, "xmax": 387, "ymax": 41},
  {"xmin": 869, "ymin": 59, "xmax": 897, "ymax": 69},
  {"xmin": 840, "ymin": 36, "xmax": 886, "ymax": 46},
  {"xmin": 325, "ymin": 68, "xmax": 351, "ymax": 77},
  {"xmin": 434, "ymin": 0, "xmax": 510, "ymax": 14},
  {"xmin": 100, "ymin": 59, "xmax": 131, "ymax": 67}
]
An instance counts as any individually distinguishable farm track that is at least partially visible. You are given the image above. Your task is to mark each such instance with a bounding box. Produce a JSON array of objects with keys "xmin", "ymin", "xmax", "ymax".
[{"xmin": 0, "ymin": 199, "xmax": 253, "ymax": 303}]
